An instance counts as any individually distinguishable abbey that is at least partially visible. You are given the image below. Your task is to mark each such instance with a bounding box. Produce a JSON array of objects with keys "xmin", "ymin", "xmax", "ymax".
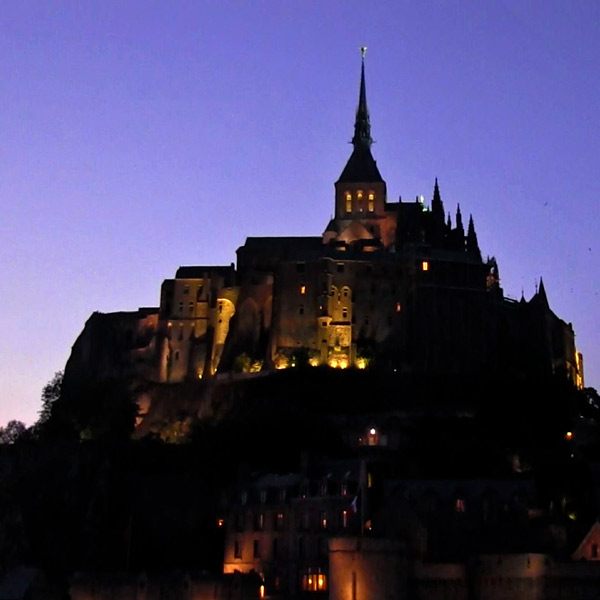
[{"xmin": 64, "ymin": 56, "xmax": 583, "ymax": 389}]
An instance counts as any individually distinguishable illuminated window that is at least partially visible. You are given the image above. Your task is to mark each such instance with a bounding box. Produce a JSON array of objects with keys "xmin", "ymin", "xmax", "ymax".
[
  {"xmin": 217, "ymin": 518, "xmax": 224, "ymax": 528},
  {"xmin": 368, "ymin": 192, "xmax": 375, "ymax": 212},
  {"xmin": 259, "ymin": 585, "xmax": 265, "ymax": 599},
  {"xmin": 253, "ymin": 540, "xmax": 261, "ymax": 558},
  {"xmin": 302, "ymin": 569, "xmax": 327, "ymax": 592},
  {"xmin": 276, "ymin": 512, "xmax": 284, "ymax": 531},
  {"xmin": 341, "ymin": 510, "xmax": 348, "ymax": 528},
  {"xmin": 396, "ymin": 302, "xmax": 402, "ymax": 312},
  {"xmin": 422, "ymin": 261, "xmax": 429, "ymax": 271},
  {"xmin": 234, "ymin": 540, "xmax": 242, "ymax": 558},
  {"xmin": 456, "ymin": 498, "xmax": 466, "ymax": 513},
  {"xmin": 367, "ymin": 472, "xmax": 373, "ymax": 488},
  {"xmin": 345, "ymin": 192, "xmax": 352, "ymax": 212},
  {"xmin": 320, "ymin": 511, "xmax": 328, "ymax": 529},
  {"xmin": 357, "ymin": 190, "xmax": 363, "ymax": 200},
  {"xmin": 300, "ymin": 285, "xmax": 306, "ymax": 295}
]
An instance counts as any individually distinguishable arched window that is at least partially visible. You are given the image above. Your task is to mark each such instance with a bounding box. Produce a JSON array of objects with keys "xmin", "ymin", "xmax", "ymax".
[
  {"xmin": 368, "ymin": 192, "xmax": 375, "ymax": 212},
  {"xmin": 345, "ymin": 192, "xmax": 352, "ymax": 213}
]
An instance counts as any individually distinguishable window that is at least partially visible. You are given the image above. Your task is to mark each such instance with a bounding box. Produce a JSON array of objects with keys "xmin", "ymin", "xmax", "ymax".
[
  {"xmin": 320, "ymin": 481, "xmax": 328, "ymax": 496},
  {"xmin": 341, "ymin": 510, "xmax": 348, "ymax": 528},
  {"xmin": 300, "ymin": 285, "xmax": 306, "ymax": 295},
  {"xmin": 183, "ymin": 286, "xmax": 189, "ymax": 295},
  {"xmin": 422, "ymin": 261, "xmax": 429, "ymax": 271},
  {"xmin": 254, "ymin": 512, "xmax": 265, "ymax": 530},
  {"xmin": 234, "ymin": 540, "xmax": 242, "ymax": 559},
  {"xmin": 456, "ymin": 498, "xmax": 466, "ymax": 513},
  {"xmin": 260, "ymin": 490, "xmax": 267, "ymax": 504},
  {"xmin": 357, "ymin": 190, "xmax": 363, "ymax": 201},
  {"xmin": 299, "ymin": 305, "xmax": 304, "ymax": 315},
  {"xmin": 342, "ymin": 308, "xmax": 348, "ymax": 319},
  {"xmin": 337, "ymin": 263, "xmax": 344, "ymax": 273},
  {"xmin": 276, "ymin": 512, "xmax": 284, "ymax": 531},
  {"xmin": 241, "ymin": 491, "xmax": 248, "ymax": 505},
  {"xmin": 302, "ymin": 569, "xmax": 327, "ymax": 592},
  {"xmin": 253, "ymin": 540, "xmax": 261, "ymax": 558},
  {"xmin": 368, "ymin": 192, "xmax": 375, "ymax": 212},
  {"xmin": 218, "ymin": 302, "xmax": 223, "ymax": 313},
  {"xmin": 341, "ymin": 481, "xmax": 348, "ymax": 496},
  {"xmin": 396, "ymin": 302, "xmax": 402, "ymax": 312},
  {"xmin": 300, "ymin": 512, "xmax": 309, "ymax": 530},
  {"xmin": 178, "ymin": 302, "xmax": 183, "ymax": 312},
  {"xmin": 320, "ymin": 511, "xmax": 328, "ymax": 529},
  {"xmin": 298, "ymin": 537, "xmax": 305, "ymax": 558},
  {"xmin": 235, "ymin": 513, "xmax": 245, "ymax": 531},
  {"xmin": 345, "ymin": 192, "xmax": 352, "ymax": 212},
  {"xmin": 279, "ymin": 489, "xmax": 287, "ymax": 503}
]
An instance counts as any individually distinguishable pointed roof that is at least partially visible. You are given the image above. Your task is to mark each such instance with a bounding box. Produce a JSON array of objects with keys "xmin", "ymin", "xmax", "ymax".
[
  {"xmin": 537, "ymin": 277, "xmax": 549, "ymax": 307},
  {"xmin": 337, "ymin": 49, "xmax": 383, "ymax": 184}
]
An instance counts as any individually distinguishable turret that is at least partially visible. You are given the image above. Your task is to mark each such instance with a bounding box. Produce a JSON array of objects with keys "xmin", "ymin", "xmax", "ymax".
[{"xmin": 466, "ymin": 214, "xmax": 481, "ymax": 259}]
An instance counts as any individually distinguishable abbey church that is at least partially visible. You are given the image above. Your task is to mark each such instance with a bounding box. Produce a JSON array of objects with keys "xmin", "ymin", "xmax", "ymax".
[{"xmin": 64, "ymin": 56, "xmax": 584, "ymax": 391}]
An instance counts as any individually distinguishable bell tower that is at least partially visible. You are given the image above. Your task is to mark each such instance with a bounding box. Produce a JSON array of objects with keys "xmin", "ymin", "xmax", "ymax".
[{"xmin": 325, "ymin": 49, "xmax": 391, "ymax": 247}]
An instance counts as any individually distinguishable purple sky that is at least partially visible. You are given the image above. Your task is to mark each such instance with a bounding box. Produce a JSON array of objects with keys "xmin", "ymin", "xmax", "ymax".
[{"xmin": 1, "ymin": 1, "xmax": 599, "ymax": 426}]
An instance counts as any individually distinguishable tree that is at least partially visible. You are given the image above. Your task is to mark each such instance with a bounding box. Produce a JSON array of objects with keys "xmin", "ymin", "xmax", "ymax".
[
  {"xmin": 38, "ymin": 370, "xmax": 63, "ymax": 426},
  {"xmin": 0, "ymin": 420, "xmax": 27, "ymax": 444}
]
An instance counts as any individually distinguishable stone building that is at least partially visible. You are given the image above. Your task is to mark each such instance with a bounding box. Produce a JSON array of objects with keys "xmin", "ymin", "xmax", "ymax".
[{"xmin": 63, "ymin": 54, "xmax": 584, "ymax": 395}]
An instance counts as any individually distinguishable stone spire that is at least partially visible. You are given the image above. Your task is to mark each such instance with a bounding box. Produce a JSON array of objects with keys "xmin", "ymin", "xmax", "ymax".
[
  {"xmin": 337, "ymin": 48, "xmax": 383, "ymax": 184},
  {"xmin": 432, "ymin": 178, "xmax": 445, "ymax": 225},
  {"xmin": 456, "ymin": 204, "xmax": 464, "ymax": 235},
  {"xmin": 466, "ymin": 214, "xmax": 481, "ymax": 259},
  {"xmin": 352, "ymin": 47, "xmax": 372, "ymax": 149},
  {"xmin": 537, "ymin": 277, "xmax": 549, "ymax": 307}
]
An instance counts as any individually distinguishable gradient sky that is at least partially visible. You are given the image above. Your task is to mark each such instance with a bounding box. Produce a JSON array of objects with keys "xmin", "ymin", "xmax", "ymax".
[{"xmin": 1, "ymin": 1, "xmax": 599, "ymax": 426}]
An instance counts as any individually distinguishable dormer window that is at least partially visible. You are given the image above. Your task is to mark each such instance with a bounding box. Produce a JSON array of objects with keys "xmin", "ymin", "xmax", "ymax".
[
  {"xmin": 368, "ymin": 192, "xmax": 375, "ymax": 212},
  {"xmin": 345, "ymin": 192, "xmax": 352, "ymax": 213}
]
